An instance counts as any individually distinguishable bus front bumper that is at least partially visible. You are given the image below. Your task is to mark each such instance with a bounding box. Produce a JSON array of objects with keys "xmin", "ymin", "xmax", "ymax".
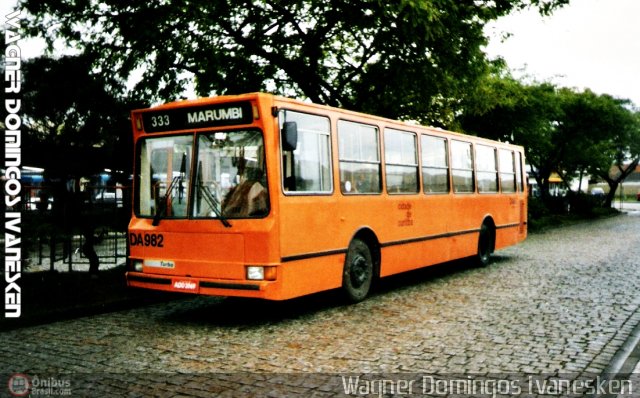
[{"xmin": 126, "ymin": 272, "xmax": 275, "ymax": 299}]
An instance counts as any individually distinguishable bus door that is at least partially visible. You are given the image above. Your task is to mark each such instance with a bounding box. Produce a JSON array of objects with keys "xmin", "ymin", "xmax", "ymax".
[{"xmin": 277, "ymin": 109, "xmax": 340, "ymax": 264}]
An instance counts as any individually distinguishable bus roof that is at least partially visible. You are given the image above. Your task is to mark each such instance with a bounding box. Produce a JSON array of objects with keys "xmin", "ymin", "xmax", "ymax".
[{"xmin": 133, "ymin": 92, "xmax": 524, "ymax": 151}]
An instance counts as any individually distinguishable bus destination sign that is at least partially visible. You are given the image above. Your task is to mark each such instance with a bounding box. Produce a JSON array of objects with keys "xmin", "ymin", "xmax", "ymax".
[{"xmin": 141, "ymin": 101, "xmax": 254, "ymax": 133}]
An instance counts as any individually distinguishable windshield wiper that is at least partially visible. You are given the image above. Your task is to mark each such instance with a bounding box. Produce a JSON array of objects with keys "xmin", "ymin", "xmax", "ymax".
[
  {"xmin": 197, "ymin": 183, "xmax": 232, "ymax": 228},
  {"xmin": 152, "ymin": 153, "xmax": 187, "ymax": 226},
  {"xmin": 152, "ymin": 175, "xmax": 183, "ymax": 226}
]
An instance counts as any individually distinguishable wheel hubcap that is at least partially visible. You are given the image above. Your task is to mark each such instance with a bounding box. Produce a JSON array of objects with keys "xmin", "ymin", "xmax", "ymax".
[{"xmin": 350, "ymin": 254, "xmax": 368, "ymax": 288}]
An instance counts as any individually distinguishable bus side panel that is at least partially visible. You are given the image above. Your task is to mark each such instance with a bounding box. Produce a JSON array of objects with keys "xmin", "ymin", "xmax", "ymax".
[
  {"xmin": 279, "ymin": 195, "xmax": 343, "ymax": 259},
  {"xmin": 495, "ymin": 227, "xmax": 519, "ymax": 250},
  {"xmin": 448, "ymin": 194, "xmax": 520, "ymax": 259},
  {"xmin": 278, "ymin": 195, "xmax": 349, "ymax": 297},
  {"xmin": 448, "ymin": 195, "xmax": 481, "ymax": 233},
  {"xmin": 495, "ymin": 195, "xmax": 528, "ymax": 250},
  {"xmin": 379, "ymin": 239, "xmax": 454, "ymax": 277},
  {"xmin": 448, "ymin": 233, "xmax": 480, "ymax": 261},
  {"xmin": 278, "ymin": 255, "xmax": 345, "ymax": 299},
  {"xmin": 376, "ymin": 195, "xmax": 454, "ymax": 277}
]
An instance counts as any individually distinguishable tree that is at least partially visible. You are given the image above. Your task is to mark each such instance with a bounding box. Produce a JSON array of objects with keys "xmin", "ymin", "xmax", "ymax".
[
  {"xmin": 20, "ymin": 55, "xmax": 140, "ymax": 233},
  {"xmin": 585, "ymin": 106, "xmax": 640, "ymax": 207},
  {"xmin": 537, "ymin": 89, "xmax": 640, "ymax": 208},
  {"xmin": 12, "ymin": 55, "xmax": 142, "ymax": 266},
  {"xmin": 458, "ymin": 72, "xmax": 563, "ymax": 203},
  {"xmin": 21, "ymin": 55, "xmax": 139, "ymax": 176},
  {"xmin": 20, "ymin": 0, "xmax": 568, "ymax": 126},
  {"xmin": 460, "ymin": 72, "xmax": 640, "ymax": 208}
]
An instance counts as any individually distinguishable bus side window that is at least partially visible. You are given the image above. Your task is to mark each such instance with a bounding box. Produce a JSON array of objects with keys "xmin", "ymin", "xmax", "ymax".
[
  {"xmin": 384, "ymin": 128, "xmax": 419, "ymax": 194},
  {"xmin": 279, "ymin": 110, "xmax": 332, "ymax": 194},
  {"xmin": 282, "ymin": 152, "xmax": 295, "ymax": 191},
  {"xmin": 516, "ymin": 151, "xmax": 525, "ymax": 192},
  {"xmin": 338, "ymin": 120, "xmax": 381, "ymax": 194},
  {"xmin": 421, "ymin": 135, "xmax": 449, "ymax": 194},
  {"xmin": 451, "ymin": 140, "xmax": 474, "ymax": 193},
  {"xmin": 499, "ymin": 149, "xmax": 517, "ymax": 193},
  {"xmin": 476, "ymin": 144, "xmax": 498, "ymax": 193}
]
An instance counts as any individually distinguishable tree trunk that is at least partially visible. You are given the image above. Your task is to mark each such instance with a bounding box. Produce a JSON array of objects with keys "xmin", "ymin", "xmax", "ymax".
[
  {"xmin": 603, "ymin": 179, "xmax": 618, "ymax": 209},
  {"xmin": 601, "ymin": 158, "xmax": 639, "ymax": 208}
]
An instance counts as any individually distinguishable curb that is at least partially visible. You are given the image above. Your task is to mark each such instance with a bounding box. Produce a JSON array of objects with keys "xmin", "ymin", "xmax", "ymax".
[{"xmin": 591, "ymin": 318, "xmax": 640, "ymax": 397}]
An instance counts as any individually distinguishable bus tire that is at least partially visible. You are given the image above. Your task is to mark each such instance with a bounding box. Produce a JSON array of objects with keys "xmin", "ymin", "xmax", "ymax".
[
  {"xmin": 476, "ymin": 222, "xmax": 495, "ymax": 267},
  {"xmin": 342, "ymin": 239, "xmax": 373, "ymax": 303}
]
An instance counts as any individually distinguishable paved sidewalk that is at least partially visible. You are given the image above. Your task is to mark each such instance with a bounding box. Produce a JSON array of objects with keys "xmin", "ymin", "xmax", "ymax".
[{"xmin": 611, "ymin": 201, "xmax": 640, "ymax": 213}]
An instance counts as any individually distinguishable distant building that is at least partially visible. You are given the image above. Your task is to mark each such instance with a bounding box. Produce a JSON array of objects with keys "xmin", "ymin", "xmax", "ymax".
[
  {"xmin": 617, "ymin": 164, "xmax": 640, "ymax": 185},
  {"xmin": 611, "ymin": 163, "xmax": 640, "ymax": 194}
]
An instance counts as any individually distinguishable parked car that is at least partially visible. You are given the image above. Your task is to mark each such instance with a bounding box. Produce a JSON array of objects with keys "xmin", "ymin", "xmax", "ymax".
[{"xmin": 590, "ymin": 187, "xmax": 605, "ymax": 198}]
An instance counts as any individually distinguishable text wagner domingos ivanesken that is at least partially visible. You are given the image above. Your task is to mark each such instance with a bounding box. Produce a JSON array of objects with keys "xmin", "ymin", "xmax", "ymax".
[{"xmin": 4, "ymin": 8, "xmax": 23, "ymax": 319}]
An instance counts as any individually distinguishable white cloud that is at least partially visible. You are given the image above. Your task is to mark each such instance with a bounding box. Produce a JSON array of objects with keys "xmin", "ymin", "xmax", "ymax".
[{"xmin": 485, "ymin": 0, "xmax": 640, "ymax": 106}]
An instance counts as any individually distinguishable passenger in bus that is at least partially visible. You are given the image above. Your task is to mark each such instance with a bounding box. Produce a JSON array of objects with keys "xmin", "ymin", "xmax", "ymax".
[
  {"xmin": 283, "ymin": 176, "xmax": 296, "ymax": 191},
  {"xmin": 356, "ymin": 173, "xmax": 373, "ymax": 193},
  {"xmin": 222, "ymin": 167, "xmax": 267, "ymax": 217}
]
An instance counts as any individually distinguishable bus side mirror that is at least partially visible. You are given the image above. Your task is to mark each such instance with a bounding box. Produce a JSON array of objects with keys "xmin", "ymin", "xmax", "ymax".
[{"xmin": 281, "ymin": 121, "xmax": 298, "ymax": 151}]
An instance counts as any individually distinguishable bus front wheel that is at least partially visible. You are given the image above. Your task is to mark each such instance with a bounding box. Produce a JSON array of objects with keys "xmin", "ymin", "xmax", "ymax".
[{"xmin": 342, "ymin": 239, "xmax": 373, "ymax": 303}]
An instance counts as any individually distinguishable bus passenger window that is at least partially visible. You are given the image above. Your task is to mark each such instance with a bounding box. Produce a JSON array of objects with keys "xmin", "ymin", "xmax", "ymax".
[
  {"xmin": 421, "ymin": 135, "xmax": 449, "ymax": 194},
  {"xmin": 499, "ymin": 149, "xmax": 517, "ymax": 193},
  {"xmin": 476, "ymin": 145, "xmax": 498, "ymax": 193},
  {"xmin": 338, "ymin": 120, "xmax": 381, "ymax": 194},
  {"xmin": 516, "ymin": 151, "xmax": 525, "ymax": 192},
  {"xmin": 384, "ymin": 129, "xmax": 419, "ymax": 194},
  {"xmin": 279, "ymin": 110, "xmax": 332, "ymax": 193},
  {"xmin": 451, "ymin": 140, "xmax": 474, "ymax": 193}
]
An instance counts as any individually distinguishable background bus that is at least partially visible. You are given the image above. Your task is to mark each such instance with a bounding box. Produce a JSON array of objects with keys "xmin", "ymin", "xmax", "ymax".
[{"xmin": 127, "ymin": 93, "xmax": 527, "ymax": 302}]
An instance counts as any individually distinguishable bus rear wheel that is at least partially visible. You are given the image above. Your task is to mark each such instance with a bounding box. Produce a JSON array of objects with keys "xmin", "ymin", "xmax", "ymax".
[
  {"xmin": 476, "ymin": 222, "xmax": 495, "ymax": 267},
  {"xmin": 342, "ymin": 239, "xmax": 373, "ymax": 303}
]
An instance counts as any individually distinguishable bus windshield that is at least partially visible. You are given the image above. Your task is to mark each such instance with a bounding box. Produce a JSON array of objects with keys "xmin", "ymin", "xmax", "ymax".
[{"xmin": 136, "ymin": 129, "xmax": 269, "ymax": 222}]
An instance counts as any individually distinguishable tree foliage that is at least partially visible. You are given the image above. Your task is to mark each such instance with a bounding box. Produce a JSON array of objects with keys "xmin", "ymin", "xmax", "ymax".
[
  {"xmin": 21, "ymin": 55, "xmax": 139, "ymax": 176},
  {"xmin": 20, "ymin": 0, "xmax": 568, "ymax": 125},
  {"xmin": 459, "ymin": 72, "xmax": 561, "ymax": 197},
  {"xmin": 460, "ymin": 71, "xmax": 640, "ymax": 207}
]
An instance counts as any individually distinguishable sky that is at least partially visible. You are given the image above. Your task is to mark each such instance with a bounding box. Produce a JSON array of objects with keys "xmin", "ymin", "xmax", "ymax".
[
  {"xmin": 2, "ymin": 0, "xmax": 639, "ymax": 106},
  {"xmin": 484, "ymin": 0, "xmax": 640, "ymax": 106}
]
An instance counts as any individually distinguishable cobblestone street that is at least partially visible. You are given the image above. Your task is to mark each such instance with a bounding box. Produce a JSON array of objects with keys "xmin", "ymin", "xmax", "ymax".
[{"xmin": 2, "ymin": 213, "xmax": 640, "ymax": 397}]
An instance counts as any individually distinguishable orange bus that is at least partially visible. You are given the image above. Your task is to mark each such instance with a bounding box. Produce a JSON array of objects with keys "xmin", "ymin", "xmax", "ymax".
[{"xmin": 126, "ymin": 93, "xmax": 527, "ymax": 302}]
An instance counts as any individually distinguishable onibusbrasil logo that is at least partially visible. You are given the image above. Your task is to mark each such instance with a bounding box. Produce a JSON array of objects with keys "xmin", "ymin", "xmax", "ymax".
[
  {"xmin": 7, "ymin": 374, "xmax": 31, "ymax": 397},
  {"xmin": 7, "ymin": 373, "xmax": 72, "ymax": 396}
]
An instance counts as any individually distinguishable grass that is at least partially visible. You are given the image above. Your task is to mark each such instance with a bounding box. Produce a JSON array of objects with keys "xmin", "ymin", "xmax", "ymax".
[{"xmin": 527, "ymin": 206, "xmax": 621, "ymax": 233}]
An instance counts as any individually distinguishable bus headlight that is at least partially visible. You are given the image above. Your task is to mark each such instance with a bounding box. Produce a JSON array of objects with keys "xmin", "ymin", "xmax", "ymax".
[
  {"xmin": 246, "ymin": 266, "xmax": 277, "ymax": 281},
  {"xmin": 133, "ymin": 260, "xmax": 143, "ymax": 272}
]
